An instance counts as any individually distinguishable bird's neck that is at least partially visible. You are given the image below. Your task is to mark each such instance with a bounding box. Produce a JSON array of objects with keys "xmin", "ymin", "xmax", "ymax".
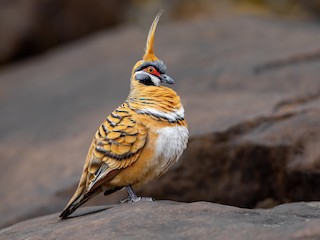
[{"xmin": 127, "ymin": 84, "xmax": 183, "ymax": 114}]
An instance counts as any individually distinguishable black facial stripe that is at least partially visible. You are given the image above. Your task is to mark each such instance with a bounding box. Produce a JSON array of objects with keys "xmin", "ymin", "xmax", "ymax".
[
  {"xmin": 139, "ymin": 78, "xmax": 155, "ymax": 86},
  {"xmin": 135, "ymin": 61, "xmax": 166, "ymax": 74},
  {"xmin": 135, "ymin": 73, "xmax": 155, "ymax": 86}
]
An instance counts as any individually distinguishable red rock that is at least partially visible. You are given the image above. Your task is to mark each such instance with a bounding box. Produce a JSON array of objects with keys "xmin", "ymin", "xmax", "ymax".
[
  {"xmin": 1, "ymin": 201, "xmax": 320, "ymax": 240},
  {"xmin": 0, "ymin": 0, "xmax": 127, "ymax": 64},
  {"xmin": 1, "ymin": 14, "xmax": 320, "ymax": 229}
]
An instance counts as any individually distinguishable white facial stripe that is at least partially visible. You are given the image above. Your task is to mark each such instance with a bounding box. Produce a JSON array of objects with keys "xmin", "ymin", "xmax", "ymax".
[
  {"xmin": 137, "ymin": 107, "xmax": 184, "ymax": 121},
  {"xmin": 135, "ymin": 70, "xmax": 161, "ymax": 86},
  {"xmin": 148, "ymin": 74, "xmax": 161, "ymax": 86}
]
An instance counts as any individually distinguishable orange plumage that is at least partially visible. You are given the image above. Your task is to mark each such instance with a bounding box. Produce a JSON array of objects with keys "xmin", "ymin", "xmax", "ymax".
[{"xmin": 60, "ymin": 10, "xmax": 188, "ymax": 219}]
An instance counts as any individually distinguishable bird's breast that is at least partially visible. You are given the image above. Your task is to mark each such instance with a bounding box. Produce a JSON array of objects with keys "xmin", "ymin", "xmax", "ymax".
[{"xmin": 153, "ymin": 125, "xmax": 189, "ymax": 174}]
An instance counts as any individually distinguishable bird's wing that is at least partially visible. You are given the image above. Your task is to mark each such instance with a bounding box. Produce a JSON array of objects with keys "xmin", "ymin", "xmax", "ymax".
[{"xmin": 86, "ymin": 104, "xmax": 148, "ymax": 191}]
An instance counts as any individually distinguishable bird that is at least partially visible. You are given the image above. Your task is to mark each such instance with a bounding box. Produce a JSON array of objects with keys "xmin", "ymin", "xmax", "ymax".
[{"xmin": 59, "ymin": 10, "xmax": 188, "ymax": 219}]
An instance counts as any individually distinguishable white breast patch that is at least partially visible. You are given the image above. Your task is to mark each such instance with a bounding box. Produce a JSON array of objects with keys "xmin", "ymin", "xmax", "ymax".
[{"xmin": 155, "ymin": 126, "xmax": 189, "ymax": 169}]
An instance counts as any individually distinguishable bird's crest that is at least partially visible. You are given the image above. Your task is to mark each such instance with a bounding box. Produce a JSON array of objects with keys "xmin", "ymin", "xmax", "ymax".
[{"xmin": 143, "ymin": 10, "xmax": 164, "ymax": 62}]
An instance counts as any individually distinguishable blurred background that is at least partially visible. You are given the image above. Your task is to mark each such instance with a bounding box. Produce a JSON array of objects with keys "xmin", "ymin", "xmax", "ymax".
[{"xmin": 1, "ymin": 0, "xmax": 320, "ymax": 229}]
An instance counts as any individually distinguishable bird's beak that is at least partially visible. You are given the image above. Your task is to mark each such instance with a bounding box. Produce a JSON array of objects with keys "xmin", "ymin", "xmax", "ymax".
[{"xmin": 160, "ymin": 74, "xmax": 174, "ymax": 84}]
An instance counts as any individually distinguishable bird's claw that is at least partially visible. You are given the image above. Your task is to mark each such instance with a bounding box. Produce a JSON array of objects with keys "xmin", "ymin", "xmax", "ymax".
[{"xmin": 120, "ymin": 196, "xmax": 154, "ymax": 203}]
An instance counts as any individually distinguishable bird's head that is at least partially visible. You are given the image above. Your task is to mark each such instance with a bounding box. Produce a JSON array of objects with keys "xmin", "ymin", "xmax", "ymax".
[{"xmin": 131, "ymin": 10, "xmax": 174, "ymax": 87}]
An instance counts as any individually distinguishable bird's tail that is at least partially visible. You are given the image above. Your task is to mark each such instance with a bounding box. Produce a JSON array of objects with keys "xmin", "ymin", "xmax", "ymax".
[{"xmin": 59, "ymin": 187, "xmax": 102, "ymax": 219}]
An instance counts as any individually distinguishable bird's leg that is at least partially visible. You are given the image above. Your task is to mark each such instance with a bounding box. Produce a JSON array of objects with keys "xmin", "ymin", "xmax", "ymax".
[
  {"xmin": 120, "ymin": 186, "xmax": 154, "ymax": 203},
  {"xmin": 126, "ymin": 186, "xmax": 139, "ymax": 201}
]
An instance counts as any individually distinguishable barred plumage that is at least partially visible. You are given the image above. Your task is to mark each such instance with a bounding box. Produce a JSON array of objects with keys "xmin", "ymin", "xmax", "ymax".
[{"xmin": 60, "ymin": 10, "xmax": 188, "ymax": 219}]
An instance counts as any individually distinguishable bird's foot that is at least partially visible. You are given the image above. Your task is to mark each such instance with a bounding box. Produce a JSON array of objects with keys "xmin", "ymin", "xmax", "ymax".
[
  {"xmin": 120, "ymin": 196, "xmax": 154, "ymax": 203},
  {"xmin": 137, "ymin": 197, "xmax": 154, "ymax": 202},
  {"xmin": 120, "ymin": 186, "xmax": 154, "ymax": 203}
]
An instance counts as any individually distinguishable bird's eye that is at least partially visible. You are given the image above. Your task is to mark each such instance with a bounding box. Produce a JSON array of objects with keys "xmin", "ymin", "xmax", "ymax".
[
  {"xmin": 143, "ymin": 66, "xmax": 160, "ymax": 77},
  {"xmin": 147, "ymin": 67, "xmax": 154, "ymax": 73}
]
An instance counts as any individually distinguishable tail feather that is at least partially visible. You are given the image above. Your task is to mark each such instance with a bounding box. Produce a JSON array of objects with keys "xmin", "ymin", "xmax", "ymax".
[{"xmin": 59, "ymin": 188, "xmax": 102, "ymax": 219}]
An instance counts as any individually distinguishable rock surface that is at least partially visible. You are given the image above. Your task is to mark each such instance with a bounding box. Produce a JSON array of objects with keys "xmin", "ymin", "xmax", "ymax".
[
  {"xmin": 3, "ymin": 0, "xmax": 320, "ymax": 65},
  {"xmin": 1, "ymin": 14, "xmax": 320, "ymax": 229},
  {"xmin": 0, "ymin": 0, "xmax": 216, "ymax": 65},
  {"xmin": 141, "ymin": 102, "xmax": 320, "ymax": 208},
  {"xmin": 0, "ymin": 0, "xmax": 127, "ymax": 64},
  {"xmin": 1, "ymin": 201, "xmax": 320, "ymax": 240}
]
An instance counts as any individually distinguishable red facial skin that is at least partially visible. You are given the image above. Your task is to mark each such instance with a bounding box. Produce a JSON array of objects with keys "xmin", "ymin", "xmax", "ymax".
[{"xmin": 143, "ymin": 66, "xmax": 161, "ymax": 78}]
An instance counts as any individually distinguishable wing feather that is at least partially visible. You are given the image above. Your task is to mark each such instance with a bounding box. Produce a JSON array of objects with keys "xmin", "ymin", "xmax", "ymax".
[{"xmin": 86, "ymin": 106, "xmax": 147, "ymax": 191}]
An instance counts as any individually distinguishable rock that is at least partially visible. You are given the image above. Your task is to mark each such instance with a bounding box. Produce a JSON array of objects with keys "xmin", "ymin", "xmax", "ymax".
[
  {"xmin": 140, "ymin": 103, "xmax": 320, "ymax": 208},
  {"xmin": 1, "ymin": 14, "xmax": 320, "ymax": 229},
  {"xmin": 0, "ymin": 0, "xmax": 216, "ymax": 65},
  {"xmin": 1, "ymin": 201, "xmax": 320, "ymax": 240},
  {"xmin": 0, "ymin": 0, "xmax": 127, "ymax": 64},
  {"xmin": 2, "ymin": 0, "xmax": 320, "ymax": 66}
]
